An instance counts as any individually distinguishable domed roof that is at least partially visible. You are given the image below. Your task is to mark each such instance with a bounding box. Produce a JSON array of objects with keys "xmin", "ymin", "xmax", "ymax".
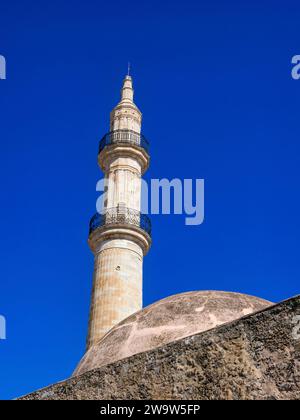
[{"xmin": 74, "ymin": 291, "xmax": 272, "ymax": 376}]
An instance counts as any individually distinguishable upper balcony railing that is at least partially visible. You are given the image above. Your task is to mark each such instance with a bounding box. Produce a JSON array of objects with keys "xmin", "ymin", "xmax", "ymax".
[
  {"xmin": 98, "ymin": 129, "xmax": 150, "ymax": 155},
  {"xmin": 89, "ymin": 206, "xmax": 152, "ymax": 237}
]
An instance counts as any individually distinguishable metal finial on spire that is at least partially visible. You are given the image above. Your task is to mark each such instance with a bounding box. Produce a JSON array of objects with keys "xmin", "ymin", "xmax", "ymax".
[{"xmin": 127, "ymin": 62, "xmax": 130, "ymax": 76}]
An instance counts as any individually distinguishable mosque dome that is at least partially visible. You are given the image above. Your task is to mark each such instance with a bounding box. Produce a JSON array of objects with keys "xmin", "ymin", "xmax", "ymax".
[{"xmin": 73, "ymin": 290, "xmax": 272, "ymax": 376}]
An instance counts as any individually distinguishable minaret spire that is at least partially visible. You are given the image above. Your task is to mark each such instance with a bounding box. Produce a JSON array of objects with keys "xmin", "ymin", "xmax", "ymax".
[
  {"xmin": 86, "ymin": 76, "xmax": 151, "ymax": 349},
  {"xmin": 120, "ymin": 74, "xmax": 134, "ymax": 103},
  {"xmin": 110, "ymin": 74, "xmax": 140, "ymax": 132}
]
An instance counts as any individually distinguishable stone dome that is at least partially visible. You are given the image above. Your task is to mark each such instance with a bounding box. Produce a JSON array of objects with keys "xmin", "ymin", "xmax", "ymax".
[{"xmin": 73, "ymin": 290, "xmax": 272, "ymax": 376}]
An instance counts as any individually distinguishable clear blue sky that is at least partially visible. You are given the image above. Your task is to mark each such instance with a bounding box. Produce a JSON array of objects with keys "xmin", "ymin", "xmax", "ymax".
[{"xmin": 0, "ymin": 0, "xmax": 299, "ymax": 400}]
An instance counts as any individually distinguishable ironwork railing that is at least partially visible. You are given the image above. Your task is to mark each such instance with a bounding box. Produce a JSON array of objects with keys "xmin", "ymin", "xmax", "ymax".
[
  {"xmin": 89, "ymin": 206, "xmax": 151, "ymax": 237},
  {"xmin": 98, "ymin": 129, "xmax": 150, "ymax": 155}
]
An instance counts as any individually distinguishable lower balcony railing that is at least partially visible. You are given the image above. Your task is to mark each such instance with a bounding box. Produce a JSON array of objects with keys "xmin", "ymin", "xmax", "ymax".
[
  {"xmin": 98, "ymin": 129, "xmax": 150, "ymax": 155},
  {"xmin": 89, "ymin": 206, "xmax": 152, "ymax": 237}
]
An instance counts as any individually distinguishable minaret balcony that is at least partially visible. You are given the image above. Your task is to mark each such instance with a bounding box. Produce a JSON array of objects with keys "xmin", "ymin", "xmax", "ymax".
[
  {"xmin": 98, "ymin": 129, "xmax": 150, "ymax": 155},
  {"xmin": 89, "ymin": 207, "xmax": 152, "ymax": 237}
]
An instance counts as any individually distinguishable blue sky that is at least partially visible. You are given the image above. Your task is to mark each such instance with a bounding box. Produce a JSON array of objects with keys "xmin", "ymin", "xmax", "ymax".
[{"xmin": 0, "ymin": 0, "xmax": 300, "ymax": 399}]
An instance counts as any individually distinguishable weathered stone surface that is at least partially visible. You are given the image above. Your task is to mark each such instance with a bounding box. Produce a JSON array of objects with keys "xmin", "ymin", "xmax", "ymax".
[
  {"xmin": 75, "ymin": 291, "xmax": 272, "ymax": 376},
  {"xmin": 19, "ymin": 295, "xmax": 300, "ymax": 400}
]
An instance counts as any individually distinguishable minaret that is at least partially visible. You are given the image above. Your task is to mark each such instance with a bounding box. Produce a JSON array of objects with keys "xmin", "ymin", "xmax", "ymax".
[{"xmin": 86, "ymin": 75, "xmax": 151, "ymax": 349}]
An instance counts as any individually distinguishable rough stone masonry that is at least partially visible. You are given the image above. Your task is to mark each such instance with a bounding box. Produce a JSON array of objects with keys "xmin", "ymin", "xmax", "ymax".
[{"xmin": 19, "ymin": 295, "xmax": 300, "ymax": 400}]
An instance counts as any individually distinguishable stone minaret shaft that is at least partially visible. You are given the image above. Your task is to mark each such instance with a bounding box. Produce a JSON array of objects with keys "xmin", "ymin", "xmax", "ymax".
[{"xmin": 86, "ymin": 76, "xmax": 151, "ymax": 349}]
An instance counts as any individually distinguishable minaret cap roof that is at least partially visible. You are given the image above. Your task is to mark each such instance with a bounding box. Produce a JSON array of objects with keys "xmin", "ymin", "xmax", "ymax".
[{"xmin": 120, "ymin": 74, "xmax": 134, "ymax": 103}]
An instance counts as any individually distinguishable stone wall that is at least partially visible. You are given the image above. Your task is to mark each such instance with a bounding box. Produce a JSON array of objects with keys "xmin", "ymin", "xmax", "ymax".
[{"xmin": 19, "ymin": 295, "xmax": 300, "ymax": 400}]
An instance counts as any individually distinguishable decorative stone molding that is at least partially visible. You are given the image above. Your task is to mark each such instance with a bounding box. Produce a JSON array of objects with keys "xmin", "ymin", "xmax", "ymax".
[{"xmin": 89, "ymin": 224, "xmax": 151, "ymax": 256}]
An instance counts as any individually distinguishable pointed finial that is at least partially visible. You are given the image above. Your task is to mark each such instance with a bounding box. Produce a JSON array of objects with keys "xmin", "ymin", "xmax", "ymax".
[{"xmin": 127, "ymin": 62, "xmax": 130, "ymax": 76}]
